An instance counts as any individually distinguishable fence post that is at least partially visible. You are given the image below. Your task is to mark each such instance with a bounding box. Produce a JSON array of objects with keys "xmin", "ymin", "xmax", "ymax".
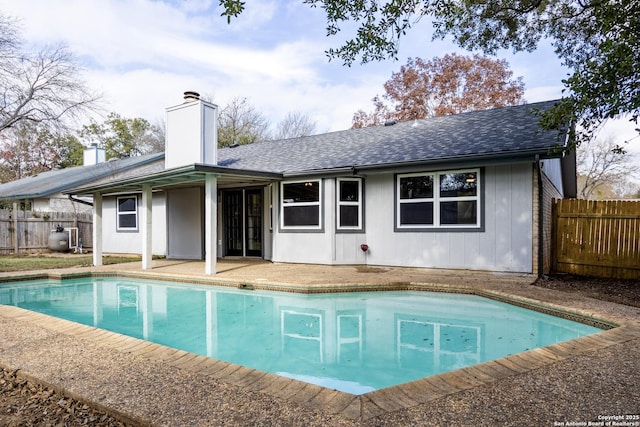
[
  {"xmin": 12, "ymin": 202, "xmax": 18, "ymax": 254},
  {"xmin": 551, "ymin": 198, "xmax": 557, "ymax": 273}
]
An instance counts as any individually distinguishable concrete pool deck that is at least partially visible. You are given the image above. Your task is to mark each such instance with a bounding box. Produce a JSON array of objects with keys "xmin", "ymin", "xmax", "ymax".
[{"xmin": 1, "ymin": 259, "xmax": 639, "ymax": 426}]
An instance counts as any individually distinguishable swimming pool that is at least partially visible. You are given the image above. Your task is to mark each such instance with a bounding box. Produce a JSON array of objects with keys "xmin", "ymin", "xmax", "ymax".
[{"xmin": 0, "ymin": 276, "xmax": 601, "ymax": 395}]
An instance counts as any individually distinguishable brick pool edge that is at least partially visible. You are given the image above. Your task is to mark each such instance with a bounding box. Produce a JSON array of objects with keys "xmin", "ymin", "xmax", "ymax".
[{"xmin": 1, "ymin": 271, "xmax": 639, "ymax": 422}]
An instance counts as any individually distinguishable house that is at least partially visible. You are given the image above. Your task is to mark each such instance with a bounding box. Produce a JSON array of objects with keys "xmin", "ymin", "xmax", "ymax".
[
  {"xmin": 0, "ymin": 146, "xmax": 163, "ymax": 213},
  {"xmin": 0, "ymin": 148, "xmax": 163, "ymax": 252},
  {"xmin": 68, "ymin": 92, "xmax": 576, "ymax": 276}
]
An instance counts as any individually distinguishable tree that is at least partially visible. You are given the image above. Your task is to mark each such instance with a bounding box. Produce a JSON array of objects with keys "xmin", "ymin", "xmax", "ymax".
[
  {"xmin": 353, "ymin": 53, "xmax": 524, "ymax": 128},
  {"xmin": 273, "ymin": 112, "xmax": 318, "ymax": 139},
  {"xmin": 221, "ymin": 0, "xmax": 640, "ymax": 149},
  {"xmin": 79, "ymin": 113, "xmax": 164, "ymax": 159},
  {"xmin": 217, "ymin": 97, "xmax": 271, "ymax": 147},
  {"xmin": 54, "ymin": 134, "xmax": 85, "ymax": 169},
  {"xmin": 0, "ymin": 13, "xmax": 100, "ymax": 137},
  {"xmin": 149, "ymin": 118, "xmax": 166, "ymax": 154},
  {"xmin": 576, "ymin": 136, "xmax": 639, "ymax": 199},
  {"xmin": 0, "ymin": 122, "xmax": 85, "ymax": 182}
]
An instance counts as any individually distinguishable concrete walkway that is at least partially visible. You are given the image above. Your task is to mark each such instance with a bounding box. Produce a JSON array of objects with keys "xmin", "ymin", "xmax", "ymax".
[{"xmin": 1, "ymin": 260, "xmax": 639, "ymax": 426}]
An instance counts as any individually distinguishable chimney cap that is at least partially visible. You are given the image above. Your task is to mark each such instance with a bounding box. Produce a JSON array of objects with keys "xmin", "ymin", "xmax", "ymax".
[{"xmin": 183, "ymin": 91, "xmax": 200, "ymax": 102}]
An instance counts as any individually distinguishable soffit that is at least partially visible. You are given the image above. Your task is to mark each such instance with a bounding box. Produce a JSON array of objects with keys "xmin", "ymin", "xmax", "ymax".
[{"xmin": 67, "ymin": 164, "xmax": 282, "ymax": 196}]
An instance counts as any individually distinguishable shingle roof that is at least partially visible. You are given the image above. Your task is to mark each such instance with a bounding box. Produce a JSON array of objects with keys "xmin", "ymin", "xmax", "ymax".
[
  {"xmin": 5, "ymin": 101, "xmax": 563, "ymax": 199},
  {"xmin": 217, "ymin": 100, "xmax": 564, "ymax": 174},
  {"xmin": 0, "ymin": 152, "xmax": 164, "ymax": 199}
]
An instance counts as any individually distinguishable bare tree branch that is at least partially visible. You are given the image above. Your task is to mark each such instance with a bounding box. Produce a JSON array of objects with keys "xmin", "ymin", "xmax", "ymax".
[
  {"xmin": 577, "ymin": 136, "xmax": 639, "ymax": 199},
  {"xmin": 0, "ymin": 13, "xmax": 101, "ymax": 137},
  {"xmin": 274, "ymin": 112, "xmax": 318, "ymax": 139},
  {"xmin": 217, "ymin": 97, "xmax": 271, "ymax": 147}
]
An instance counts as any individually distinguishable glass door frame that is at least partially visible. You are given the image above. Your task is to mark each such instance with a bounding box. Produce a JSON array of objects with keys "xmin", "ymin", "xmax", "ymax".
[{"xmin": 222, "ymin": 188, "xmax": 263, "ymax": 258}]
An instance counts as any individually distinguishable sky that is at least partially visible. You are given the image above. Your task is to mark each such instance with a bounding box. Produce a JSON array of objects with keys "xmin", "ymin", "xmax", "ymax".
[{"xmin": 0, "ymin": 0, "xmax": 638, "ymax": 153}]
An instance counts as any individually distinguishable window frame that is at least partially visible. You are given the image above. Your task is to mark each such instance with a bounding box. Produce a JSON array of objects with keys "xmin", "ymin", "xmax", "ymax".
[
  {"xmin": 280, "ymin": 179, "xmax": 323, "ymax": 231},
  {"xmin": 116, "ymin": 195, "xmax": 139, "ymax": 232},
  {"xmin": 395, "ymin": 168, "xmax": 483, "ymax": 231},
  {"xmin": 336, "ymin": 177, "xmax": 364, "ymax": 232}
]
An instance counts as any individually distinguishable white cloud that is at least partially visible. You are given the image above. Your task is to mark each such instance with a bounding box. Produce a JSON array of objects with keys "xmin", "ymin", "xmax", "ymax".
[
  {"xmin": 600, "ymin": 119, "xmax": 640, "ymax": 154},
  {"xmin": 225, "ymin": 0, "xmax": 278, "ymax": 32},
  {"xmin": 0, "ymin": 0, "xmax": 574, "ymax": 136}
]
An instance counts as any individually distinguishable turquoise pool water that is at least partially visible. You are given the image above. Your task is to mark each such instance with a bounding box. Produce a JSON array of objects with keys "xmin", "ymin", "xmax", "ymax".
[{"xmin": 0, "ymin": 277, "xmax": 601, "ymax": 394}]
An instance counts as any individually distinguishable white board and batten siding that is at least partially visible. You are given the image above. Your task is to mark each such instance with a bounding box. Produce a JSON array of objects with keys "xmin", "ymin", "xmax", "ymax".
[
  {"xmin": 540, "ymin": 158, "xmax": 564, "ymax": 194},
  {"xmin": 272, "ymin": 164, "xmax": 534, "ymax": 273},
  {"xmin": 101, "ymin": 193, "xmax": 167, "ymax": 256},
  {"xmin": 166, "ymin": 188, "xmax": 203, "ymax": 259},
  {"xmin": 270, "ymin": 181, "xmax": 337, "ymax": 265},
  {"xmin": 165, "ymin": 99, "xmax": 217, "ymax": 169}
]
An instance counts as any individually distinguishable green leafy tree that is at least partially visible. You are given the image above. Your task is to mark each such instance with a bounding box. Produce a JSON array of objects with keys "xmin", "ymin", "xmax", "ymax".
[
  {"xmin": 56, "ymin": 134, "xmax": 86, "ymax": 169},
  {"xmin": 353, "ymin": 53, "xmax": 524, "ymax": 127},
  {"xmin": 79, "ymin": 113, "xmax": 164, "ymax": 159},
  {"xmin": 220, "ymin": 0, "xmax": 640, "ymax": 150}
]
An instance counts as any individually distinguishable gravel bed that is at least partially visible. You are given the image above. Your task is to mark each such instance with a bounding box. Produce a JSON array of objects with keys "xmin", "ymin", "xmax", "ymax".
[{"xmin": 0, "ymin": 368, "xmax": 129, "ymax": 427}]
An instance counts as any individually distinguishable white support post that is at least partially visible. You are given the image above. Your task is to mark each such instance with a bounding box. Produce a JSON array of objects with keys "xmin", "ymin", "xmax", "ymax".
[
  {"xmin": 141, "ymin": 184, "xmax": 153, "ymax": 270},
  {"xmin": 205, "ymin": 174, "xmax": 218, "ymax": 274},
  {"xmin": 93, "ymin": 192, "xmax": 103, "ymax": 267}
]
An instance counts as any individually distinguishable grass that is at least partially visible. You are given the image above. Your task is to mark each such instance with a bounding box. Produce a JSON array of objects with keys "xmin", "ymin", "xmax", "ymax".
[{"xmin": 0, "ymin": 255, "xmax": 142, "ymax": 272}]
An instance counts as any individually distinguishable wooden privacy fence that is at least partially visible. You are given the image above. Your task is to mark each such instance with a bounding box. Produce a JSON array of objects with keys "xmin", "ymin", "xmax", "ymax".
[
  {"xmin": 553, "ymin": 199, "xmax": 640, "ymax": 279},
  {"xmin": 0, "ymin": 209, "xmax": 92, "ymax": 254}
]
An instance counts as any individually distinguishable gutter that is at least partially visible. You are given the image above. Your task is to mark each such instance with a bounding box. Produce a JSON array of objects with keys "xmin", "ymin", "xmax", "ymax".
[
  {"xmin": 282, "ymin": 151, "xmax": 551, "ymax": 178},
  {"xmin": 68, "ymin": 195, "xmax": 93, "ymax": 207},
  {"xmin": 536, "ymin": 155, "xmax": 544, "ymax": 277}
]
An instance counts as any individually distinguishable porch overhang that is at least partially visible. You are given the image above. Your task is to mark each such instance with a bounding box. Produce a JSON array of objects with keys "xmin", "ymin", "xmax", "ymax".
[
  {"xmin": 66, "ymin": 163, "xmax": 283, "ymax": 196},
  {"xmin": 64, "ymin": 163, "xmax": 282, "ymax": 275}
]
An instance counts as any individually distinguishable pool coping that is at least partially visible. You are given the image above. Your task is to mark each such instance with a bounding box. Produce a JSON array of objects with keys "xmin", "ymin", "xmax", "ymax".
[{"xmin": 1, "ymin": 271, "xmax": 639, "ymax": 423}]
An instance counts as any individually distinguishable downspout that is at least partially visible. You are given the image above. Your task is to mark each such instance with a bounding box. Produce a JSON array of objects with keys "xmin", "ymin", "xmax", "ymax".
[
  {"xmin": 68, "ymin": 195, "xmax": 93, "ymax": 207},
  {"xmin": 535, "ymin": 154, "xmax": 544, "ymax": 278}
]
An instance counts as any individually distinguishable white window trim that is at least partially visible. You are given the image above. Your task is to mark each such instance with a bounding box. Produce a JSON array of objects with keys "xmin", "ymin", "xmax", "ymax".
[
  {"xmin": 397, "ymin": 172, "xmax": 435, "ymax": 228},
  {"xmin": 116, "ymin": 195, "xmax": 138, "ymax": 231},
  {"xmin": 337, "ymin": 177, "xmax": 363, "ymax": 231},
  {"xmin": 396, "ymin": 169, "xmax": 481, "ymax": 229},
  {"xmin": 280, "ymin": 180, "xmax": 323, "ymax": 230}
]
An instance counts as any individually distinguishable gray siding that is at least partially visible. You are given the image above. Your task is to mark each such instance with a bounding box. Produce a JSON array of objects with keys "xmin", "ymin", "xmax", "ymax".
[
  {"xmin": 540, "ymin": 158, "xmax": 564, "ymax": 195},
  {"xmin": 102, "ymin": 193, "xmax": 167, "ymax": 256},
  {"xmin": 272, "ymin": 164, "xmax": 534, "ymax": 273},
  {"xmin": 167, "ymin": 188, "xmax": 203, "ymax": 259}
]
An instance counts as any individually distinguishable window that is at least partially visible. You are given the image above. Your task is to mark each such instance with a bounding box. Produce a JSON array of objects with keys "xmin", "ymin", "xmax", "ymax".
[
  {"xmin": 398, "ymin": 174, "xmax": 434, "ymax": 226},
  {"xmin": 19, "ymin": 199, "xmax": 34, "ymax": 211},
  {"xmin": 396, "ymin": 169, "xmax": 480, "ymax": 229},
  {"xmin": 337, "ymin": 178, "xmax": 363, "ymax": 231},
  {"xmin": 281, "ymin": 180, "xmax": 322, "ymax": 229},
  {"xmin": 439, "ymin": 171, "xmax": 478, "ymax": 225},
  {"xmin": 117, "ymin": 196, "xmax": 138, "ymax": 231}
]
